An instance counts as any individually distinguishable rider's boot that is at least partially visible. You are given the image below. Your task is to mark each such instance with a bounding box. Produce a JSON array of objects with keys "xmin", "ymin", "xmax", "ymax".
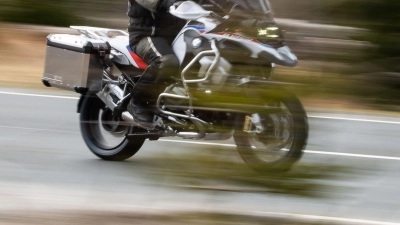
[
  {"xmin": 127, "ymin": 99, "xmax": 153, "ymax": 124},
  {"xmin": 128, "ymin": 67, "xmax": 168, "ymax": 125}
]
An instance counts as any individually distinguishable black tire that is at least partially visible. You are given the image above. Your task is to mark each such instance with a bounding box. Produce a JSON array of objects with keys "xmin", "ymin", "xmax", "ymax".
[
  {"xmin": 80, "ymin": 94, "xmax": 145, "ymax": 161},
  {"xmin": 233, "ymin": 88, "xmax": 308, "ymax": 171}
]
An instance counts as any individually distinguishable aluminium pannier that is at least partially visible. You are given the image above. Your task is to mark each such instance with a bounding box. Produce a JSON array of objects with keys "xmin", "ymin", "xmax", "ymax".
[{"xmin": 42, "ymin": 34, "xmax": 110, "ymax": 93}]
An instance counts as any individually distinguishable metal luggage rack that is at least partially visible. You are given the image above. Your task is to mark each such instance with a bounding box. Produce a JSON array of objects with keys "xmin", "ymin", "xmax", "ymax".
[
  {"xmin": 156, "ymin": 39, "xmax": 220, "ymax": 124},
  {"xmin": 70, "ymin": 26, "xmax": 128, "ymax": 40}
]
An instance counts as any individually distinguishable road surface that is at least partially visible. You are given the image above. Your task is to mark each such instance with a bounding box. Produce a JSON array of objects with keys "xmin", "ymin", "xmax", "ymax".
[{"xmin": 0, "ymin": 86, "xmax": 400, "ymax": 225}]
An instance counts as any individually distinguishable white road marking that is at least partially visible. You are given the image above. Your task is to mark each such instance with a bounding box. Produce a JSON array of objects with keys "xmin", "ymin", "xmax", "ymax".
[
  {"xmin": 0, "ymin": 123, "xmax": 399, "ymax": 224},
  {"xmin": 1, "ymin": 91, "xmax": 400, "ymax": 125},
  {"xmin": 0, "ymin": 125, "xmax": 79, "ymax": 134},
  {"xmin": 1, "ymin": 122, "xmax": 400, "ymax": 161},
  {"xmin": 305, "ymin": 150, "xmax": 400, "ymax": 161},
  {"xmin": 2, "ymin": 123, "xmax": 399, "ymax": 161},
  {"xmin": 0, "ymin": 91, "xmax": 79, "ymax": 100},
  {"xmin": 158, "ymin": 139, "xmax": 400, "ymax": 161},
  {"xmin": 245, "ymin": 210, "xmax": 400, "ymax": 225},
  {"xmin": 308, "ymin": 115, "xmax": 400, "ymax": 125}
]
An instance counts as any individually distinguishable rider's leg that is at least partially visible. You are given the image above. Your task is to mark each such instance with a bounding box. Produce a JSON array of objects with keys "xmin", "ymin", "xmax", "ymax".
[{"xmin": 129, "ymin": 37, "xmax": 180, "ymax": 124}]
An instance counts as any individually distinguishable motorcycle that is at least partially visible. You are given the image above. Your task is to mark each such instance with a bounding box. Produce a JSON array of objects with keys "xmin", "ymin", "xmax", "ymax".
[{"xmin": 42, "ymin": 0, "xmax": 308, "ymax": 170}]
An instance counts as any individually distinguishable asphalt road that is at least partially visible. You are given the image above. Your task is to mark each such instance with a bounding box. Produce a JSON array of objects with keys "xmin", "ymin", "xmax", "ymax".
[{"xmin": 0, "ymin": 86, "xmax": 400, "ymax": 225}]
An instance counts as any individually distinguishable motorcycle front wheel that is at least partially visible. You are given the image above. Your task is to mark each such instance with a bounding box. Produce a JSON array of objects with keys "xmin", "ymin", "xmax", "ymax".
[
  {"xmin": 233, "ymin": 88, "xmax": 308, "ymax": 171},
  {"xmin": 80, "ymin": 94, "xmax": 145, "ymax": 161}
]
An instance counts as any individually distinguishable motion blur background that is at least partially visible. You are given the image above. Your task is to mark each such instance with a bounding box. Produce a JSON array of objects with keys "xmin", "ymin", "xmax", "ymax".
[
  {"xmin": 1, "ymin": 1, "xmax": 400, "ymax": 224},
  {"xmin": 1, "ymin": 0, "xmax": 399, "ymax": 111}
]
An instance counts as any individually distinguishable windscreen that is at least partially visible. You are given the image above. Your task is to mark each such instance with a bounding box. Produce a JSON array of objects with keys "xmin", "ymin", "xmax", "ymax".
[{"xmin": 231, "ymin": 0, "xmax": 273, "ymax": 15}]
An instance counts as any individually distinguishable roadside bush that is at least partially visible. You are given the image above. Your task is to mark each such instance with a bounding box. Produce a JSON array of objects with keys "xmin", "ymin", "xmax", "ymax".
[
  {"xmin": 330, "ymin": 0, "xmax": 400, "ymax": 60},
  {"xmin": 0, "ymin": 0, "xmax": 81, "ymax": 27}
]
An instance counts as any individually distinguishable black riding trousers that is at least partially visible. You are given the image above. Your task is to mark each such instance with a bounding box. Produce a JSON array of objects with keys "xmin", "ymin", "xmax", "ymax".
[{"xmin": 131, "ymin": 36, "xmax": 180, "ymax": 104}]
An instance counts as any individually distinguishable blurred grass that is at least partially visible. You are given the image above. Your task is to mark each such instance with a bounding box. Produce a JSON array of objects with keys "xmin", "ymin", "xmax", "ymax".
[
  {"xmin": 143, "ymin": 146, "xmax": 355, "ymax": 199},
  {"xmin": 329, "ymin": 0, "xmax": 400, "ymax": 56},
  {"xmin": 0, "ymin": 22, "xmax": 399, "ymax": 113},
  {"xmin": 0, "ymin": 23, "xmax": 55, "ymax": 89},
  {"xmin": 0, "ymin": 210, "xmax": 336, "ymax": 225},
  {"xmin": 0, "ymin": 0, "xmax": 81, "ymax": 27}
]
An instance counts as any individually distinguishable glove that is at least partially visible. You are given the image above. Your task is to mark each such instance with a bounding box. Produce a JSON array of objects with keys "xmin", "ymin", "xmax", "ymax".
[{"xmin": 172, "ymin": 1, "xmax": 185, "ymax": 7}]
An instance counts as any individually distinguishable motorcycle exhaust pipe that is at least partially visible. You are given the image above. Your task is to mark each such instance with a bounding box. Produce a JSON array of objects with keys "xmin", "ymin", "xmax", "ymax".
[{"xmin": 121, "ymin": 111, "xmax": 151, "ymax": 130}]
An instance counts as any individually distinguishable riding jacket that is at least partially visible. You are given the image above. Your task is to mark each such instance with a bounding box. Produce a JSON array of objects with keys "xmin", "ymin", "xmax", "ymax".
[{"xmin": 127, "ymin": 0, "xmax": 238, "ymax": 46}]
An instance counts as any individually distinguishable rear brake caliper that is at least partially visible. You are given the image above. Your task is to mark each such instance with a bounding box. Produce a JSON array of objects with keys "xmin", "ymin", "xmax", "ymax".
[{"xmin": 243, "ymin": 114, "xmax": 265, "ymax": 133}]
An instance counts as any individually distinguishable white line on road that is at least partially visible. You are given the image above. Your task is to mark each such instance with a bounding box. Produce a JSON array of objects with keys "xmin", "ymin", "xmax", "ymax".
[
  {"xmin": 1, "ymin": 92, "xmax": 400, "ymax": 225},
  {"xmin": 245, "ymin": 210, "xmax": 400, "ymax": 225},
  {"xmin": 308, "ymin": 115, "xmax": 400, "ymax": 125},
  {"xmin": 1, "ymin": 116, "xmax": 400, "ymax": 161},
  {"xmin": 2, "ymin": 123, "xmax": 398, "ymax": 161},
  {"xmin": 159, "ymin": 139, "xmax": 400, "ymax": 161},
  {"xmin": 305, "ymin": 150, "xmax": 400, "ymax": 161},
  {"xmin": 0, "ymin": 91, "xmax": 79, "ymax": 100},
  {"xmin": 0, "ymin": 125, "xmax": 80, "ymax": 134},
  {"xmin": 1, "ymin": 91, "xmax": 399, "ymax": 125}
]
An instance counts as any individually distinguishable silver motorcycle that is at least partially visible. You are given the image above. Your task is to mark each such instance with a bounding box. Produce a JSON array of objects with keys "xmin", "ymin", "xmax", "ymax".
[{"xmin": 42, "ymin": 0, "xmax": 308, "ymax": 170}]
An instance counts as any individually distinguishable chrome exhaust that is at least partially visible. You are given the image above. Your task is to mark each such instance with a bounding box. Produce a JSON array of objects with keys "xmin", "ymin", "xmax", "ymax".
[{"xmin": 121, "ymin": 111, "xmax": 151, "ymax": 130}]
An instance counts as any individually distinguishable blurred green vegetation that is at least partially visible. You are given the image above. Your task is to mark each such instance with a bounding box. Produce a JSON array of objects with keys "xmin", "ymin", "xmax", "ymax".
[
  {"xmin": 0, "ymin": 0, "xmax": 128, "ymax": 27},
  {"xmin": 0, "ymin": 0, "xmax": 81, "ymax": 26},
  {"xmin": 322, "ymin": 0, "xmax": 400, "ymax": 109},
  {"xmin": 275, "ymin": 0, "xmax": 400, "ymax": 110},
  {"xmin": 146, "ymin": 147, "xmax": 354, "ymax": 198},
  {"xmin": 0, "ymin": 0, "xmax": 398, "ymax": 109},
  {"xmin": 330, "ymin": 0, "xmax": 400, "ymax": 61},
  {"xmin": 269, "ymin": 0, "xmax": 346, "ymax": 22},
  {"xmin": 2, "ymin": 211, "xmax": 335, "ymax": 224}
]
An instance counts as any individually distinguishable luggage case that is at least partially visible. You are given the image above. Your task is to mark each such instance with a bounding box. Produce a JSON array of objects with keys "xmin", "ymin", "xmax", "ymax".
[{"xmin": 42, "ymin": 34, "xmax": 110, "ymax": 93}]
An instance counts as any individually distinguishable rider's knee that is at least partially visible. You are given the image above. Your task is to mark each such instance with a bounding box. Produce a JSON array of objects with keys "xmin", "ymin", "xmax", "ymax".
[{"xmin": 156, "ymin": 54, "xmax": 180, "ymax": 69}]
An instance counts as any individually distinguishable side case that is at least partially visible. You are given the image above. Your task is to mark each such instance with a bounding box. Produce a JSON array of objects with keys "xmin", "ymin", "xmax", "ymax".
[{"xmin": 42, "ymin": 34, "xmax": 110, "ymax": 93}]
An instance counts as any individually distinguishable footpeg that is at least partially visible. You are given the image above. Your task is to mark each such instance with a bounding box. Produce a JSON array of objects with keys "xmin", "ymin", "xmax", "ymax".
[{"xmin": 126, "ymin": 133, "xmax": 160, "ymax": 141}]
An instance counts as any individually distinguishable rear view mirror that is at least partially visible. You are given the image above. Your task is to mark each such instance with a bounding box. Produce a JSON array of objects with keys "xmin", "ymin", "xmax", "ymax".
[{"xmin": 170, "ymin": 1, "xmax": 211, "ymax": 20}]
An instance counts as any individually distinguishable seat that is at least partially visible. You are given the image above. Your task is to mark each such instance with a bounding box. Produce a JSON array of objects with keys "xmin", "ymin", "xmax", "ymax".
[{"xmin": 126, "ymin": 45, "xmax": 148, "ymax": 70}]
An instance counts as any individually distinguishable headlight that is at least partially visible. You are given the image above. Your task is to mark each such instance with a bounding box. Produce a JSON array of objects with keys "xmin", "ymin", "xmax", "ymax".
[
  {"xmin": 257, "ymin": 26, "xmax": 280, "ymax": 38},
  {"xmin": 255, "ymin": 25, "xmax": 284, "ymax": 48},
  {"xmin": 236, "ymin": 21, "xmax": 284, "ymax": 47}
]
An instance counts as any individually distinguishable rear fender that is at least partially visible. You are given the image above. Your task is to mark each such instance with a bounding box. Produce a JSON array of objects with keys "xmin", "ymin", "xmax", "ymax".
[{"xmin": 77, "ymin": 95, "xmax": 87, "ymax": 113}]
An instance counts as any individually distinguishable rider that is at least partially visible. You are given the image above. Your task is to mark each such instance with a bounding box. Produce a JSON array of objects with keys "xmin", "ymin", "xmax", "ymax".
[{"xmin": 127, "ymin": 0, "xmax": 239, "ymax": 125}]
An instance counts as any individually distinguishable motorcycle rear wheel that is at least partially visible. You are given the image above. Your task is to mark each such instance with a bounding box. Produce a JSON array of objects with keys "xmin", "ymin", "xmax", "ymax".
[
  {"xmin": 233, "ymin": 89, "xmax": 308, "ymax": 171},
  {"xmin": 80, "ymin": 94, "xmax": 145, "ymax": 161}
]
